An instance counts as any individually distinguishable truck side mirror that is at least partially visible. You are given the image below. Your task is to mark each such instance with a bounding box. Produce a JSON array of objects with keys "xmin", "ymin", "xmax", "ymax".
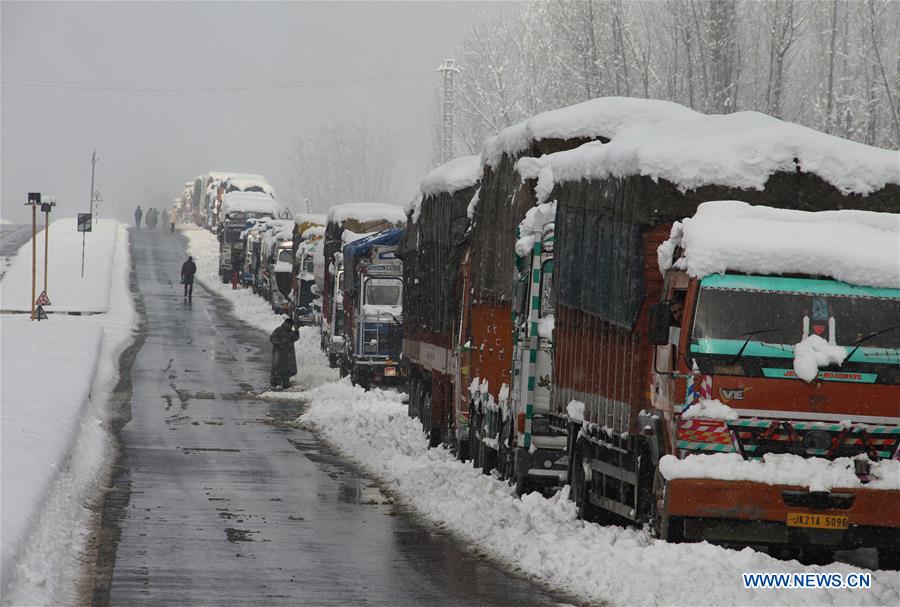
[{"xmin": 649, "ymin": 302, "xmax": 671, "ymax": 346}]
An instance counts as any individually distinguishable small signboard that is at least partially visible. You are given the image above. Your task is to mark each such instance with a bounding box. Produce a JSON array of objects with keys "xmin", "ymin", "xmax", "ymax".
[
  {"xmin": 35, "ymin": 305, "xmax": 48, "ymax": 321},
  {"xmin": 28, "ymin": 192, "xmax": 41, "ymax": 205},
  {"xmin": 77, "ymin": 213, "xmax": 92, "ymax": 233},
  {"xmin": 35, "ymin": 291, "xmax": 51, "ymax": 306}
]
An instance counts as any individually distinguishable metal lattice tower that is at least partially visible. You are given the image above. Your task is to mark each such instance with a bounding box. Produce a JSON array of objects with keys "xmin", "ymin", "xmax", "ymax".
[{"xmin": 437, "ymin": 57, "xmax": 460, "ymax": 163}]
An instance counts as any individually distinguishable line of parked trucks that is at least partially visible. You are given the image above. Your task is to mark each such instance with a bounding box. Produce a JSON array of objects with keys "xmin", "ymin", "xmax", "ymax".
[{"xmin": 179, "ymin": 96, "xmax": 899, "ymax": 569}]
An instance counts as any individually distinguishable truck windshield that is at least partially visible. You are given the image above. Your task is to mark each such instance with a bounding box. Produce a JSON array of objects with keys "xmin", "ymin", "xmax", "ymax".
[
  {"xmin": 691, "ymin": 275, "xmax": 900, "ymax": 370},
  {"xmin": 365, "ymin": 279, "xmax": 402, "ymax": 306},
  {"xmin": 277, "ymin": 250, "xmax": 293, "ymax": 265}
]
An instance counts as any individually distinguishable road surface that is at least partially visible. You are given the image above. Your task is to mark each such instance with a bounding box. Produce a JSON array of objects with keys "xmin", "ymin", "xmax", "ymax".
[{"xmin": 89, "ymin": 228, "xmax": 571, "ymax": 606}]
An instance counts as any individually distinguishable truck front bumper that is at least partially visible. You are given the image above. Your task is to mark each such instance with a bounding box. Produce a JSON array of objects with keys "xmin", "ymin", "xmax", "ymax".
[{"xmin": 667, "ymin": 478, "xmax": 900, "ymax": 549}]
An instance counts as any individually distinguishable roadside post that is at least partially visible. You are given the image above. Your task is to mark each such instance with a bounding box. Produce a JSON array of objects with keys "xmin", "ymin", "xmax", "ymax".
[
  {"xmin": 41, "ymin": 197, "xmax": 56, "ymax": 296},
  {"xmin": 25, "ymin": 192, "xmax": 39, "ymax": 320},
  {"xmin": 77, "ymin": 212, "xmax": 92, "ymax": 278}
]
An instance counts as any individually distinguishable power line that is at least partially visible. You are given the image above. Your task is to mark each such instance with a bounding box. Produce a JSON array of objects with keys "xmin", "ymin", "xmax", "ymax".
[{"xmin": 1, "ymin": 70, "xmax": 435, "ymax": 92}]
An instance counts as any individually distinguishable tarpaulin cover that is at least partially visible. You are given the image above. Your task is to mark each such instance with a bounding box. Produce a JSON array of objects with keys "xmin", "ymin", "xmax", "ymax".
[
  {"xmin": 342, "ymin": 227, "xmax": 404, "ymax": 261},
  {"xmin": 553, "ymin": 171, "xmax": 900, "ymax": 330},
  {"xmin": 400, "ymin": 184, "xmax": 475, "ymax": 335},
  {"xmin": 342, "ymin": 227, "xmax": 404, "ymax": 291}
]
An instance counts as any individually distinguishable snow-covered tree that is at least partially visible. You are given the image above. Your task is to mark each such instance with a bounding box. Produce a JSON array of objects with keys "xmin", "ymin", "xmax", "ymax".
[
  {"xmin": 284, "ymin": 116, "xmax": 402, "ymax": 213},
  {"xmin": 432, "ymin": 0, "xmax": 898, "ymax": 164}
]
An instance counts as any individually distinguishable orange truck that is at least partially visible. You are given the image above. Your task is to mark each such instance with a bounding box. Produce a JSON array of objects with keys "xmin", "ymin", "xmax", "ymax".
[{"xmin": 542, "ymin": 110, "xmax": 899, "ymax": 566}]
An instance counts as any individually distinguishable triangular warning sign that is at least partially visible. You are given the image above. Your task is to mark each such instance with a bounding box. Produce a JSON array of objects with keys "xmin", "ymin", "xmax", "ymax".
[
  {"xmin": 35, "ymin": 305, "xmax": 49, "ymax": 321},
  {"xmin": 35, "ymin": 291, "xmax": 51, "ymax": 306}
]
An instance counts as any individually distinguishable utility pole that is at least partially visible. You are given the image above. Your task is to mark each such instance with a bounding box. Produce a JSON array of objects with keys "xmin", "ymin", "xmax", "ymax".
[
  {"xmin": 26, "ymin": 193, "xmax": 39, "ymax": 320},
  {"xmin": 89, "ymin": 149, "xmax": 99, "ymax": 219},
  {"xmin": 437, "ymin": 57, "xmax": 460, "ymax": 163},
  {"xmin": 304, "ymin": 198, "xmax": 311, "ymax": 214},
  {"xmin": 41, "ymin": 197, "xmax": 56, "ymax": 296}
]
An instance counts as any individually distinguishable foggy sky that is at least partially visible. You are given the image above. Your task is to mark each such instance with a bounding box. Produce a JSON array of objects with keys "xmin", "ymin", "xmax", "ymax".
[{"xmin": 1, "ymin": 1, "xmax": 508, "ymax": 224}]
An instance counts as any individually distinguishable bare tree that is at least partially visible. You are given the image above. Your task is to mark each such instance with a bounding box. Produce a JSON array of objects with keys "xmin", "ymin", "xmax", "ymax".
[{"xmin": 283, "ymin": 115, "xmax": 401, "ymax": 213}]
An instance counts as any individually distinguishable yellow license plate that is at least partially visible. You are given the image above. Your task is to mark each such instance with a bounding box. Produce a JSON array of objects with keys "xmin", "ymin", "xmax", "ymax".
[
  {"xmin": 384, "ymin": 366, "xmax": 397, "ymax": 377},
  {"xmin": 786, "ymin": 512, "xmax": 848, "ymax": 530}
]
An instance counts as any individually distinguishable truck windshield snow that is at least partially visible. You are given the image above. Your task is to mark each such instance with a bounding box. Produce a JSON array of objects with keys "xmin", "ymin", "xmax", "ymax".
[
  {"xmin": 690, "ymin": 275, "xmax": 900, "ymax": 374},
  {"xmin": 277, "ymin": 250, "xmax": 293, "ymax": 265},
  {"xmin": 365, "ymin": 280, "xmax": 402, "ymax": 306}
]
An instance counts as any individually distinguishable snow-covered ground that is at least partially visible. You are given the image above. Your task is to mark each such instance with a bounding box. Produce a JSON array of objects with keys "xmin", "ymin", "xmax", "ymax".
[
  {"xmin": 0, "ymin": 218, "xmax": 121, "ymax": 312},
  {"xmin": 1, "ymin": 219, "xmax": 137, "ymax": 604},
  {"xmin": 169, "ymin": 223, "xmax": 900, "ymax": 607}
]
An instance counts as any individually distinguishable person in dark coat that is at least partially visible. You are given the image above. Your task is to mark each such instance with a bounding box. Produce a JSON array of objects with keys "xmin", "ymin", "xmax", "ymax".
[
  {"xmin": 181, "ymin": 255, "xmax": 197, "ymax": 300},
  {"xmin": 134, "ymin": 205, "xmax": 143, "ymax": 229},
  {"xmin": 269, "ymin": 317, "xmax": 299, "ymax": 388}
]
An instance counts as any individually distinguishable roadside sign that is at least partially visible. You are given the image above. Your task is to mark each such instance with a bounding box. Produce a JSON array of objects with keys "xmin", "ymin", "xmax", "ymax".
[
  {"xmin": 77, "ymin": 213, "xmax": 92, "ymax": 232},
  {"xmin": 35, "ymin": 305, "xmax": 48, "ymax": 321},
  {"xmin": 28, "ymin": 192, "xmax": 41, "ymax": 205},
  {"xmin": 35, "ymin": 291, "xmax": 51, "ymax": 306}
]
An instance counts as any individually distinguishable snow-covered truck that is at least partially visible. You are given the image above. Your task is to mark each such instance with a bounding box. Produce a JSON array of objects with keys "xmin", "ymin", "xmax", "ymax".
[
  {"xmin": 468, "ymin": 98, "xmax": 700, "ymax": 486},
  {"xmin": 651, "ymin": 201, "xmax": 899, "ymax": 566},
  {"xmin": 401, "ymin": 155, "xmax": 482, "ymax": 452},
  {"xmin": 321, "ymin": 203, "xmax": 407, "ymax": 368},
  {"xmin": 341, "ymin": 228, "xmax": 405, "ymax": 389},
  {"xmin": 217, "ymin": 191, "xmax": 278, "ymax": 282},
  {"xmin": 256, "ymin": 219, "xmax": 295, "ymax": 313},
  {"xmin": 537, "ymin": 109, "xmax": 899, "ymax": 566},
  {"xmin": 290, "ymin": 217, "xmax": 326, "ymax": 326}
]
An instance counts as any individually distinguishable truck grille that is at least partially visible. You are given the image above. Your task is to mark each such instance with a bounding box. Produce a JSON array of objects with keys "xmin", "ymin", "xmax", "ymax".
[{"xmin": 728, "ymin": 420, "xmax": 899, "ymax": 461}]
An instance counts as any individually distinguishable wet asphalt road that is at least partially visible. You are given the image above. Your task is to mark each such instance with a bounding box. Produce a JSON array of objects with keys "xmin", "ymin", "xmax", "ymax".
[{"xmin": 91, "ymin": 228, "xmax": 570, "ymax": 606}]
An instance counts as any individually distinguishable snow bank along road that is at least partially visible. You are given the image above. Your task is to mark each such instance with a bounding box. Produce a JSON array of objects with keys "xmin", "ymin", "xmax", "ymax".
[
  {"xmin": 1, "ymin": 218, "xmax": 137, "ymax": 605},
  {"xmin": 89, "ymin": 227, "xmax": 569, "ymax": 606},
  {"xmin": 183, "ymin": 228, "xmax": 899, "ymax": 607}
]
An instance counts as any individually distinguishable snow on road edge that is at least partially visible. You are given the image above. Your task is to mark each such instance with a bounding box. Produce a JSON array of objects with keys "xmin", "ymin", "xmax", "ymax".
[{"xmin": 2, "ymin": 224, "xmax": 139, "ymax": 605}]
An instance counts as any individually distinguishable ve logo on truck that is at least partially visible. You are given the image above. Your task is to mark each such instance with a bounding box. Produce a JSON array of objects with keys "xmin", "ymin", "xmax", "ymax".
[{"xmin": 719, "ymin": 387, "xmax": 750, "ymax": 402}]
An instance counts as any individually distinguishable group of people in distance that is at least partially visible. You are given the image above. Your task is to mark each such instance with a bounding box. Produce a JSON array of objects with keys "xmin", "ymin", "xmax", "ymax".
[{"xmin": 134, "ymin": 204, "xmax": 178, "ymax": 233}]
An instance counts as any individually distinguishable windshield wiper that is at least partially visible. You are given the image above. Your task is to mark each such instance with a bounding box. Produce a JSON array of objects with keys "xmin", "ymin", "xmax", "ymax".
[
  {"xmin": 730, "ymin": 328, "xmax": 783, "ymax": 364},
  {"xmin": 840, "ymin": 325, "xmax": 898, "ymax": 368}
]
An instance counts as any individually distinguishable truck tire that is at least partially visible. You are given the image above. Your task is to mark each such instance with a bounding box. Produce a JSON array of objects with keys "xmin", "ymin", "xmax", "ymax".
[
  {"xmin": 407, "ymin": 377, "xmax": 420, "ymax": 418},
  {"xmin": 800, "ymin": 547, "xmax": 834, "ymax": 566},
  {"xmin": 878, "ymin": 546, "xmax": 900, "ymax": 570}
]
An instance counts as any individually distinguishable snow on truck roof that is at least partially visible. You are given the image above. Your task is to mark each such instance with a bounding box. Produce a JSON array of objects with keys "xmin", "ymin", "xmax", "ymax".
[
  {"xmin": 410, "ymin": 155, "xmax": 483, "ymax": 224},
  {"xmin": 293, "ymin": 213, "xmax": 327, "ymax": 227},
  {"xmin": 536, "ymin": 110, "xmax": 900, "ymax": 198},
  {"xmin": 420, "ymin": 155, "xmax": 483, "ymax": 197},
  {"xmin": 482, "ymin": 97, "xmax": 702, "ymax": 166},
  {"xmin": 220, "ymin": 191, "xmax": 279, "ymax": 217},
  {"xmin": 226, "ymin": 173, "xmax": 274, "ymax": 196},
  {"xmin": 659, "ymin": 200, "xmax": 900, "ymax": 289},
  {"xmin": 326, "ymin": 202, "xmax": 407, "ymax": 225}
]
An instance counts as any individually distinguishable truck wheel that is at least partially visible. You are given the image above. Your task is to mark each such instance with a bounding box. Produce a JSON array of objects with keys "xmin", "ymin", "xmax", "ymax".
[
  {"xmin": 565, "ymin": 422, "xmax": 580, "ymax": 502},
  {"xmin": 878, "ymin": 546, "xmax": 900, "ymax": 570},
  {"xmin": 800, "ymin": 547, "xmax": 834, "ymax": 566},
  {"xmin": 422, "ymin": 392, "xmax": 432, "ymax": 437},
  {"xmin": 514, "ymin": 474, "xmax": 531, "ymax": 497},
  {"xmin": 457, "ymin": 439, "xmax": 469, "ymax": 462},
  {"xmin": 469, "ymin": 405, "xmax": 482, "ymax": 468}
]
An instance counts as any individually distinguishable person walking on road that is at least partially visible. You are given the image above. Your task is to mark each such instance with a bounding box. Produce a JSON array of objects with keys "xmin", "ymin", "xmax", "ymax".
[
  {"xmin": 181, "ymin": 255, "xmax": 197, "ymax": 301},
  {"xmin": 134, "ymin": 205, "xmax": 143, "ymax": 229},
  {"xmin": 269, "ymin": 317, "xmax": 299, "ymax": 389},
  {"xmin": 169, "ymin": 206, "xmax": 178, "ymax": 233}
]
